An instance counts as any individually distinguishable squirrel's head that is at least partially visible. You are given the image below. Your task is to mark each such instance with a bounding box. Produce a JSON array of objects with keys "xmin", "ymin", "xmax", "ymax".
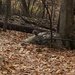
[{"xmin": 32, "ymin": 30, "xmax": 39, "ymax": 36}]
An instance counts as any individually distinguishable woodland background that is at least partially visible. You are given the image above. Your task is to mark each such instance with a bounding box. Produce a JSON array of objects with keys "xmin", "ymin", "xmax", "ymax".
[{"xmin": 0, "ymin": 0, "xmax": 75, "ymax": 75}]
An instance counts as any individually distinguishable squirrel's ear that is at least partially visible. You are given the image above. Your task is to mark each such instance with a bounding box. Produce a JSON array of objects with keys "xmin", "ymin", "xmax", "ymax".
[{"xmin": 32, "ymin": 30, "xmax": 39, "ymax": 36}]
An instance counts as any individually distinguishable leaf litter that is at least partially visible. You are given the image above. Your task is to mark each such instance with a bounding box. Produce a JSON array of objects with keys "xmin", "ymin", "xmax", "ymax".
[{"xmin": 0, "ymin": 29, "xmax": 75, "ymax": 75}]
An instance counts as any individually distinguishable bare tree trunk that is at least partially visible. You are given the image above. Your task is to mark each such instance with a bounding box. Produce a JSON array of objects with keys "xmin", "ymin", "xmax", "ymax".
[
  {"xmin": 42, "ymin": 0, "xmax": 53, "ymax": 47},
  {"xmin": 0, "ymin": 0, "xmax": 2, "ymax": 15},
  {"xmin": 3, "ymin": 0, "xmax": 11, "ymax": 32},
  {"xmin": 42, "ymin": 6, "xmax": 45, "ymax": 18},
  {"xmin": 30, "ymin": 0, "xmax": 37, "ymax": 15},
  {"xmin": 59, "ymin": 0, "xmax": 75, "ymax": 49},
  {"xmin": 21, "ymin": 0, "xmax": 29, "ymax": 16}
]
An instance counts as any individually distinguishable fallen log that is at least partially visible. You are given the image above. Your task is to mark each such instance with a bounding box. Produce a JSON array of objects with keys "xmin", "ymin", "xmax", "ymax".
[
  {"xmin": 20, "ymin": 16, "xmax": 50, "ymax": 29},
  {"xmin": 20, "ymin": 16, "xmax": 56, "ymax": 31},
  {"xmin": 0, "ymin": 22, "xmax": 50, "ymax": 33}
]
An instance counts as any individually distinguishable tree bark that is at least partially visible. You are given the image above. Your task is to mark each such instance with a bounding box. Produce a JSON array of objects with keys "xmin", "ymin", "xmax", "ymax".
[
  {"xmin": 3, "ymin": 0, "xmax": 11, "ymax": 32},
  {"xmin": 0, "ymin": 0, "xmax": 2, "ymax": 15},
  {"xmin": 20, "ymin": 0, "xmax": 29, "ymax": 16},
  {"xmin": 59, "ymin": 0, "xmax": 75, "ymax": 49}
]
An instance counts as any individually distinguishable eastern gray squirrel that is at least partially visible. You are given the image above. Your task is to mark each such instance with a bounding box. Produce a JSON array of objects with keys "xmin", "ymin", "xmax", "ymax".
[{"xmin": 32, "ymin": 30, "xmax": 39, "ymax": 36}]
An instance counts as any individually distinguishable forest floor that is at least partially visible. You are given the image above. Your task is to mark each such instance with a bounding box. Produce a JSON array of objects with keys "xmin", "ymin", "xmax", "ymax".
[{"xmin": 0, "ymin": 28, "xmax": 75, "ymax": 75}]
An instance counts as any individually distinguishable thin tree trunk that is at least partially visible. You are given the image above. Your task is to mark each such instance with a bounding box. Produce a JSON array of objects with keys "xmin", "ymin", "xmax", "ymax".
[
  {"xmin": 3, "ymin": 0, "xmax": 11, "ymax": 32},
  {"xmin": 0, "ymin": 0, "xmax": 2, "ymax": 15},
  {"xmin": 42, "ymin": 0, "xmax": 53, "ymax": 47},
  {"xmin": 21, "ymin": 0, "xmax": 29, "ymax": 16}
]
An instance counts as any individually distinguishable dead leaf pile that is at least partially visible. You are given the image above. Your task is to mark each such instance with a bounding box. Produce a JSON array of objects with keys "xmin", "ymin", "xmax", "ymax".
[{"xmin": 0, "ymin": 29, "xmax": 75, "ymax": 75}]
